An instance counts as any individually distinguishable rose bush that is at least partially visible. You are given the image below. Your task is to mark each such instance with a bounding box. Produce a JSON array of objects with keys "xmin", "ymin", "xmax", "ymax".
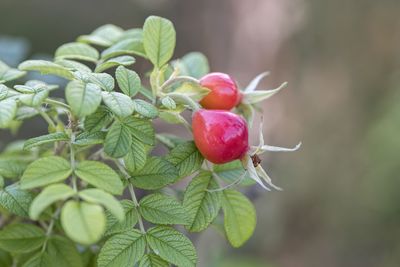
[{"xmin": 0, "ymin": 16, "xmax": 299, "ymax": 267}]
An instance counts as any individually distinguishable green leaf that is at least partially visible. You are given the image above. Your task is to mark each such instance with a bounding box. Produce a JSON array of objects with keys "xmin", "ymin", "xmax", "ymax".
[
  {"xmin": 139, "ymin": 193, "xmax": 188, "ymax": 225},
  {"xmin": 0, "ymin": 184, "xmax": 33, "ymax": 217},
  {"xmin": 104, "ymin": 200, "xmax": 138, "ymax": 236},
  {"xmin": 75, "ymin": 72, "xmax": 115, "ymax": 91},
  {"xmin": 97, "ymin": 229, "xmax": 146, "ymax": 267},
  {"xmin": 132, "ymin": 99, "xmax": 158, "ymax": 118},
  {"xmin": 0, "ymin": 159, "xmax": 28, "ymax": 179},
  {"xmin": 139, "ymin": 254, "xmax": 169, "ymax": 267},
  {"xmin": 55, "ymin": 42, "xmax": 99, "ymax": 62},
  {"xmin": 0, "ymin": 248, "xmax": 12, "ymax": 267},
  {"xmin": 79, "ymin": 188, "xmax": 124, "ymax": 222},
  {"xmin": 75, "ymin": 161, "xmax": 124, "ymax": 195},
  {"xmin": 21, "ymin": 156, "xmax": 72, "ymax": 190},
  {"xmin": 130, "ymin": 157, "xmax": 178, "ymax": 190},
  {"xmin": 173, "ymin": 82, "xmax": 210, "ymax": 101},
  {"xmin": 0, "ymin": 84, "xmax": 8, "ymax": 100},
  {"xmin": 123, "ymin": 116, "xmax": 155, "ymax": 145},
  {"xmin": 160, "ymin": 96, "xmax": 176, "ymax": 109},
  {"xmin": 18, "ymin": 60, "xmax": 74, "ymax": 80},
  {"xmin": 66, "ymin": 80, "xmax": 102, "ymax": 117},
  {"xmin": 21, "ymin": 252, "xmax": 53, "ymax": 267},
  {"xmin": 143, "ymin": 16, "xmax": 176, "ymax": 68},
  {"xmin": 24, "ymin": 132, "xmax": 69, "ymax": 150},
  {"xmin": 61, "ymin": 200, "xmax": 106, "ymax": 245},
  {"xmin": 155, "ymin": 133, "xmax": 185, "ymax": 149},
  {"xmin": 95, "ymin": 56, "xmax": 136, "ymax": 73},
  {"xmin": 222, "ymin": 190, "xmax": 256, "ymax": 248},
  {"xmin": 78, "ymin": 24, "xmax": 124, "ymax": 47},
  {"xmin": 124, "ymin": 138, "xmax": 147, "ymax": 172},
  {"xmin": 102, "ymin": 91, "xmax": 134, "ymax": 117},
  {"xmin": 29, "ymin": 184, "xmax": 75, "ymax": 220},
  {"xmin": 165, "ymin": 141, "xmax": 204, "ymax": 180},
  {"xmin": 213, "ymin": 160, "xmax": 255, "ymax": 186},
  {"xmin": 19, "ymin": 89, "xmax": 49, "ymax": 107},
  {"xmin": 104, "ymin": 121, "xmax": 132, "ymax": 158},
  {"xmin": 84, "ymin": 106, "xmax": 112, "ymax": 133},
  {"xmin": 115, "ymin": 66, "xmax": 141, "ymax": 97},
  {"xmin": 174, "ymin": 52, "xmax": 209, "ymax": 79},
  {"xmin": 74, "ymin": 131, "xmax": 105, "ymax": 146},
  {"xmin": 183, "ymin": 171, "xmax": 222, "ymax": 232},
  {"xmin": 55, "ymin": 59, "xmax": 92, "ymax": 73},
  {"xmin": 102, "ymin": 38, "xmax": 146, "ymax": 60},
  {"xmin": 146, "ymin": 226, "xmax": 197, "ymax": 267},
  {"xmin": 45, "ymin": 235, "xmax": 83, "ymax": 267},
  {"xmin": 0, "ymin": 99, "xmax": 17, "ymax": 128},
  {"xmin": 0, "ymin": 60, "xmax": 26, "ymax": 83},
  {"xmin": 0, "ymin": 176, "xmax": 3, "ymax": 188},
  {"xmin": 0, "ymin": 224, "xmax": 45, "ymax": 253}
]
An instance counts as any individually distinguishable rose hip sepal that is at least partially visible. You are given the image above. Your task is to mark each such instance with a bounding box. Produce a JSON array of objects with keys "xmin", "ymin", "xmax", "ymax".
[
  {"xmin": 199, "ymin": 72, "xmax": 241, "ymax": 110},
  {"xmin": 192, "ymin": 109, "xmax": 249, "ymax": 164}
]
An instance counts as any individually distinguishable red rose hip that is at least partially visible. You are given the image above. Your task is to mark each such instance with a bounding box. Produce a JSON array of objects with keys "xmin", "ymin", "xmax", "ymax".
[
  {"xmin": 192, "ymin": 109, "xmax": 249, "ymax": 164},
  {"xmin": 200, "ymin": 72, "xmax": 241, "ymax": 110}
]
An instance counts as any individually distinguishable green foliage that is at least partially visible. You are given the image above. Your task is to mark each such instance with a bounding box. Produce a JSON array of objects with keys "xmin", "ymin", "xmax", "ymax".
[
  {"xmin": 183, "ymin": 171, "xmax": 222, "ymax": 232},
  {"xmin": 222, "ymin": 190, "xmax": 257, "ymax": 248},
  {"xmin": 75, "ymin": 161, "xmax": 123, "ymax": 195},
  {"xmin": 104, "ymin": 200, "xmax": 138, "ymax": 236},
  {"xmin": 21, "ymin": 157, "xmax": 72, "ymax": 189},
  {"xmin": 139, "ymin": 193, "xmax": 188, "ymax": 225},
  {"xmin": 29, "ymin": 183, "xmax": 75, "ymax": 220},
  {"xmin": 97, "ymin": 229, "xmax": 145, "ymax": 267},
  {"xmin": 0, "ymin": 184, "xmax": 33, "ymax": 217},
  {"xmin": 55, "ymin": 42, "xmax": 99, "ymax": 63},
  {"xmin": 61, "ymin": 200, "xmax": 106, "ymax": 245},
  {"xmin": 129, "ymin": 157, "xmax": 178, "ymax": 190},
  {"xmin": 66, "ymin": 80, "xmax": 102, "ymax": 117},
  {"xmin": 115, "ymin": 66, "xmax": 141, "ymax": 97},
  {"xmin": 0, "ymin": 15, "xmax": 290, "ymax": 266},
  {"xmin": 0, "ymin": 224, "xmax": 45, "ymax": 253},
  {"xmin": 146, "ymin": 226, "xmax": 197, "ymax": 267},
  {"xmin": 143, "ymin": 16, "xmax": 176, "ymax": 68}
]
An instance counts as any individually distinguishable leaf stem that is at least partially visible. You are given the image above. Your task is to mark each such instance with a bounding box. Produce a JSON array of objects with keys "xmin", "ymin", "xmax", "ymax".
[
  {"xmin": 41, "ymin": 207, "xmax": 61, "ymax": 252},
  {"xmin": 69, "ymin": 132, "xmax": 78, "ymax": 192},
  {"xmin": 115, "ymin": 159, "xmax": 146, "ymax": 234},
  {"xmin": 161, "ymin": 76, "xmax": 200, "ymax": 92},
  {"xmin": 45, "ymin": 98, "xmax": 71, "ymax": 111},
  {"xmin": 166, "ymin": 92, "xmax": 200, "ymax": 111},
  {"xmin": 38, "ymin": 109, "xmax": 56, "ymax": 129}
]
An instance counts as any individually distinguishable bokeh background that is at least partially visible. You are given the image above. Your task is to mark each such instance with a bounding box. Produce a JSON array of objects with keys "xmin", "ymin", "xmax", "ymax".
[{"xmin": 1, "ymin": 0, "xmax": 400, "ymax": 266}]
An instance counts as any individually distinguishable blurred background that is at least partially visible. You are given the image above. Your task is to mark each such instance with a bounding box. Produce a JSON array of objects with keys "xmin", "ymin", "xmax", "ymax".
[{"xmin": 1, "ymin": 0, "xmax": 400, "ymax": 266}]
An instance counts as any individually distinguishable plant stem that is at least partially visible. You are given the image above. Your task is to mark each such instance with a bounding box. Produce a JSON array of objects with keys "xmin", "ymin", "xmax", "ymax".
[
  {"xmin": 167, "ymin": 92, "xmax": 200, "ymax": 111},
  {"xmin": 161, "ymin": 76, "xmax": 200, "ymax": 92},
  {"xmin": 41, "ymin": 207, "xmax": 61, "ymax": 252},
  {"xmin": 69, "ymin": 132, "xmax": 78, "ymax": 192},
  {"xmin": 45, "ymin": 98, "xmax": 71, "ymax": 111},
  {"xmin": 38, "ymin": 109, "xmax": 56, "ymax": 129},
  {"xmin": 128, "ymin": 183, "xmax": 146, "ymax": 233},
  {"xmin": 115, "ymin": 159, "xmax": 146, "ymax": 234}
]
